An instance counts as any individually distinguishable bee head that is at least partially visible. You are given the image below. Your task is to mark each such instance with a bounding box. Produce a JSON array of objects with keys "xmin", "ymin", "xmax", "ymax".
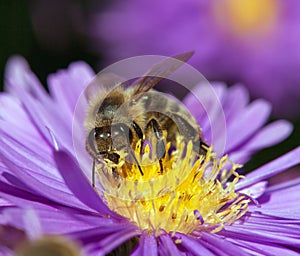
[{"xmin": 87, "ymin": 123, "xmax": 133, "ymax": 164}]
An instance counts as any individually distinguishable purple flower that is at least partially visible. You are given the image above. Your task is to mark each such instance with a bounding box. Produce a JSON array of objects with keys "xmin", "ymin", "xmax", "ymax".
[
  {"xmin": 0, "ymin": 57, "xmax": 299, "ymax": 255},
  {"xmin": 89, "ymin": 0, "xmax": 300, "ymax": 118}
]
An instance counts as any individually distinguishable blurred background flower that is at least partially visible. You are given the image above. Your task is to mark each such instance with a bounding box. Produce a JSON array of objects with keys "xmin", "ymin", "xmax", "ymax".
[{"xmin": 89, "ymin": 0, "xmax": 300, "ymax": 119}]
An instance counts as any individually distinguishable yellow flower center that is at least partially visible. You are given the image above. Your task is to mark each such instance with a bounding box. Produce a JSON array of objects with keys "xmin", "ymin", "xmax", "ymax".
[
  {"xmin": 96, "ymin": 137, "xmax": 250, "ymax": 236},
  {"xmin": 214, "ymin": 0, "xmax": 279, "ymax": 37}
]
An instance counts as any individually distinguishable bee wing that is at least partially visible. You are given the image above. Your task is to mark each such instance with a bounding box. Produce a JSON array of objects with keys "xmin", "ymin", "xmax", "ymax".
[
  {"xmin": 85, "ymin": 73, "xmax": 128, "ymax": 101},
  {"xmin": 131, "ymin": 51, "xmax": 194, "ymax": 96}
]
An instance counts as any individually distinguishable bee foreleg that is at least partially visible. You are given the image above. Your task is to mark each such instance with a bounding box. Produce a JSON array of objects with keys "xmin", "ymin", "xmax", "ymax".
[{"xmin": 92, "ymin": 158, "xmax": 96, "ymax": 189}]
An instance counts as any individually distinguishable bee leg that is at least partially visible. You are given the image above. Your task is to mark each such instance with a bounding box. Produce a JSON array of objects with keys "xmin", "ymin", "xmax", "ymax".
[
  {"xmin": 148, "ymin": 119, "xmax": 166, "ymax": 174},
  {"xmin": 92, "ymin": 158, "xmax": 96, "ymax": 189},
  {"xmin": 193, "ymin": 139, "xmax": 209, "ymax": 157},
  {"xmin": 128, "ymin": 148, "xmax": 144, "ymax": 176},
  {"xmin": 131, "ymin": 121, "xmax": 144, "ymax": 154},
  {"xmin": 129, "ymin": 121, "xmax": 144, "ymax": 176},
  {"xmin": 200, "ymin": 140, "xmax": 209, "ymax": 155}
]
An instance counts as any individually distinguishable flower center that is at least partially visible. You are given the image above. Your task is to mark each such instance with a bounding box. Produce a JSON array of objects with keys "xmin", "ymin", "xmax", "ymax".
[
  {"xmin": 96, "ymin": 137, "xmax": 250, "ymax": 236},
  {"xmin": 214, "ymin": 0, "xmax": 279, "ymax": 37}
]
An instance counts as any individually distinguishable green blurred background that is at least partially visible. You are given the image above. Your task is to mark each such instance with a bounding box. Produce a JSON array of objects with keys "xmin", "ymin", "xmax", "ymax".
[{"xmin": 0, "ymin": 0, "xmax": 98, "ymax": 88}]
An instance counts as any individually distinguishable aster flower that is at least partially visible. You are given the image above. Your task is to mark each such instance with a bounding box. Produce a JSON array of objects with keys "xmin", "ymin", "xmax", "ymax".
[
  {"xmin": 0, "ymin": 56, "xmax": 299, "ymax": 255},
  {"xmin": 89, "ymin": 0, "xmax": 300, "ymax": 118}
]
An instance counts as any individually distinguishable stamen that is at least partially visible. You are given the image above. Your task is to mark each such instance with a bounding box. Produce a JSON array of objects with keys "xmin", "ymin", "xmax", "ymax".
[{"xmin": 95, "ymin": 137, "xmax": 250, "ymax": 235}]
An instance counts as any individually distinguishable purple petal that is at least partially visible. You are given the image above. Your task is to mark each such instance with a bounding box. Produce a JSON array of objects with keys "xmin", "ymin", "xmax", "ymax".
[
  {"xmin": 229, "ymin": 239, "xmax": 300, "ymax": 256},
  {"xmin": 235, "ymin": 146, "xmax": 300, "ymax": 190},
  {"xmin": 1, "ymin": 157, "xmax": 77, "ymax": 201},
  {"xmin": 0, "ymin": 128, "xmax": 58, "ymax": 178},
  {"xmin": 53, "ymin": 150, "xmax": 118, "ymax": 217},
  {"xmin": 0, "ymin": 184, "xmax": 111, "ymax": 234},
  {"xmin": 225, "ymin": 99, "xmax": 271, "ymax": 153},
  {"xmin": 222, "ymin": 225, "xmax": 300, "ymax": 247},
  {"xmin": 253, "ymin": 184, "xmax": 300, "ymax": 219},
  {"xmin": 0, "ymin": 94, "xmax": 41, "ymax": 139},
  {"xmin": 0, "ymin": 150, "xmax": 94, "ymax": 212},
  {"xmin": 266, "ymin": 176, "xmax": 300, "ymax": 194},
  {"xmin": 239, "ymin": 181, "xmax": 268, "ymax": 199},
  {"xmin": 200, "ymin": 233, "xmax": 250, "ymax": 256},
  {"xmin": 158, "ymin": 233, "xmax": 186, "ymax": 256},
  {"xmin": 0, "ymin": 247, "xmax": 12, "ymax": 256},
  {"xmin": 2, "ymin": 206, "xmax": 94, "ymax": 235},
  {"xmin": 239, "ymin": 120, "xmax": 293, "ymax": 152},
  {"xmin": 222, "ymin": 84, "xmax": 249, "ymax": 123},
  {"xmin": 83, "ymin": 226, "xmax": 139, "ymax": 256},
  {"xmin": 5, "ymin": 56, "xmax": 50, "ymax": 103},
  {"xmin": 173, "ymin": 233, "xmax": 215, "ymax": 256},
  {"xmin": 48, "ymin": 61, "xmax": 94, "ymax": 116},
  {"xmin": 234, "ymin": 213, "xmax": 300, "ymax": 236},
  {"xmin": 131, "ymin": 233, "xmax": 158, "ymax": 256},
  {"xmin": 0, "ymin": 121, "xmax": 52, "ymax": 162},
  {"xmin": 20, "ymin": 93, "xmax": 73, "ymax": 152}
]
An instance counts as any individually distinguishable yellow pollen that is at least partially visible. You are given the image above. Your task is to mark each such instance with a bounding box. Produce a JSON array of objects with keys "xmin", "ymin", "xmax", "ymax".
[
  {"xmin": 96, "ymin": 137, "xmax": 250, "ymax": 236},
  {"xmin": 214, "ymin": 0, "xmax": 279, "ymax": 37}
]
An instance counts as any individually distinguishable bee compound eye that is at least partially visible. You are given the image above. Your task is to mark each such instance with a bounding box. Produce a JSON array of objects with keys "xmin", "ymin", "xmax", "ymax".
[
  {"xmin": 87, "ymin": 128, "xmax": 97, "ymax": 154},
  {"xmin": 111, "ymin": 123, "xmax": 132, "ymax": 142}
]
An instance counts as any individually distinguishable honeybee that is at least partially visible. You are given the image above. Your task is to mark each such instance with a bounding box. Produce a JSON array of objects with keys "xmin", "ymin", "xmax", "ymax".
[{"xmin": 85, "ymin": 52, "xmax": 208, "ymax": 184}]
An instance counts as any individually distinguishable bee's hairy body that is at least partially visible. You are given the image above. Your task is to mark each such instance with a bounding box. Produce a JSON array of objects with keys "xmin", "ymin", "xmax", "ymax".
[{"xmin": 84, "ymin": 52, "xmax": 207, "ymax": 179}]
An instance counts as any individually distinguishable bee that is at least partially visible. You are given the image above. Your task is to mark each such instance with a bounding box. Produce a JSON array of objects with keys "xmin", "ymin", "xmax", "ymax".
[{"xmin": 85, "ymin": 52, "xmax": 208, "ymax": 185}]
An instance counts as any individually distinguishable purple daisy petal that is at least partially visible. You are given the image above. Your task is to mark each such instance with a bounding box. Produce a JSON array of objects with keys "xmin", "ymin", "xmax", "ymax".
[
  {"xmin": 221, "ymin": 84, "xmax": 249, "ymax": 123},
  {"xmin": 48, "ymin": 62, "xmax": 94, "ymax": 117},
  {"xmin": 224, "ymin": 99, "xmax": 271, "ymax": 152},
  {"xmin": 226, "ymin": 236, "xmax": 300, "ymax": 256},
  {"xmin": 82, "ymin": 226, "xmax": 139, "ymax": 256},
  {"xmin": 236, "ymin": 146, "xmax": 300, "ymax": 190},
  {"xmin": 131, "ymin": 233, "xmax": 158, "ymax": 256},
  {"xmin": 0, "ymin": 157, "xmax": 86, "ymax": 210},
  {"xmin": 0, "ymin": 127, "xmax": 57, "ymax": 178},
  {"xmin": 5, "ymin": 56, "xmax": 50, "ymax": 103},
  {"xmin": 173, "ymin": 233, "xmax": 216, "ymax": 256},
  {"xmin": 158, "ymin": 233, "xmax": 186, "ymax": 256},
  {"xmin": 200, "ymin": 232, "xmax": 250, "ymax": 256},
  {"xmin": 253, "ymin": 184, "xmax": 300, "ymax": 219},
  {"xmin": 0, "ymin": 95, "xmax": 42, "ymax": 140},
  {"xmin": 236, "ymin": 213, "xmax": 300, "ymax": 236},
  {"xmin": 238, "ymin": 120, "xmax": 293, "ymax": 152},
  {"xmin": 222, "ymin": 225, "xmax": 300, "ymax": 248},
  {"xmin": 184, "ymin": 83, "xmax": 291, "ymax": 161},
  {"xmin": 53, "ymin": 150, "xmax": 118, "ymax": 217},
  {"xmin": 239, "ymin": 181, "xmax": 268, "ymax": 199},
  {"xmin": 0, "ymin": 182, "xmax": 118, "ymax": 234}
]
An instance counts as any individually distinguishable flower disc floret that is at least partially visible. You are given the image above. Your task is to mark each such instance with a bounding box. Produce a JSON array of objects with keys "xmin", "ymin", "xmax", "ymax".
[{"xmin": 95, "ymin": 137, "xmax": 250, "ymax": 236}]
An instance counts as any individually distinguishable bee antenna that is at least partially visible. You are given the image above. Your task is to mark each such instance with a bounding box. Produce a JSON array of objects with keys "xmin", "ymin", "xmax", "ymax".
[{"xmin": 129, "ymin": 149, "xmax": 144, "ymax": 176}]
